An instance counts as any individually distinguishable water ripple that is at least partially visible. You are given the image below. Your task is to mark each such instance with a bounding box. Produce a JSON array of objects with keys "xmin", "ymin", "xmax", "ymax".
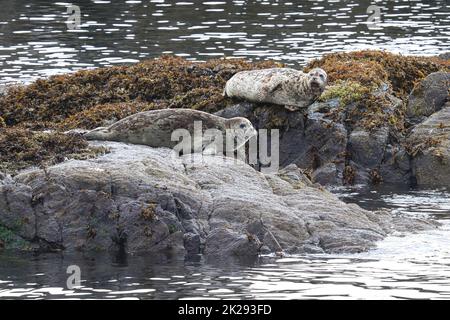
[
  {"xmin": 1, "ymin": 188, "xmax": 450, "ymax": 299},
  {"xmin": 0, "ymin": 0, "xmax": 449, "ymax": 84}
]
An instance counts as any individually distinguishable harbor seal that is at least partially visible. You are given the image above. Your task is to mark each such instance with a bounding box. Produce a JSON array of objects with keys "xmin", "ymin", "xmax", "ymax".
[
  {"xmin": 84, "ymin": 108, "xmax": 257, "ymax": 155},
  {"xmin": 224, "ymin": 67, "xmax": 327, "ymax": 111}
]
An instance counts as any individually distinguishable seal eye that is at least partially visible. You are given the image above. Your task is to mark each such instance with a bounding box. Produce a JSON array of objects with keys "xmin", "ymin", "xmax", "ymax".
[
  {"xmin": 319, "ymin": 74, "xmax": 324, "ymax": 79},
  {"xmin": 239, "ymin": 123, "xmax": 246, "ymax": 129}
]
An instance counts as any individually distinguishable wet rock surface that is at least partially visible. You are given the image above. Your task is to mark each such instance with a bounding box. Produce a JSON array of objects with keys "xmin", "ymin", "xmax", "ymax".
[{"xmin": 0, "ymin": 141, "xmax": 436, "ymax": 256}]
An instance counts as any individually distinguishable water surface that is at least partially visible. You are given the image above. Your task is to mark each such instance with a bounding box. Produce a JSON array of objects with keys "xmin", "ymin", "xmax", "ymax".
[
  {"xmin": 1, "ymin": 188, "xmax": 450, "ymax": 300},
  {"xmin": 0, "ymin": 0, "xmax": 449, "ymax": 84}
]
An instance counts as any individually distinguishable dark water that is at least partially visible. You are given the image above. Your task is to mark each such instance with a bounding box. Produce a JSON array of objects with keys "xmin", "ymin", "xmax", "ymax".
[
  {"xmin": 2, "ymin": 187, "xmax": 450, "ymax": 300},
  {"xmin": 0, "ymin": 0, "xmax": 449, "ymax": 84},
  {"xmin": 1, "ymin": 0, "xmax": 450, "ymax": 299}
]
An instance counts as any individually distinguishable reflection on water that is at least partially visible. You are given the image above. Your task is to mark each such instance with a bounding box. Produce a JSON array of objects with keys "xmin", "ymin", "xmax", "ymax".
[
  {"xmin": 1, "ymin": 188, "xmax": 450, "ymax": 300},
  {"xmin": 0, "ymin": 0, "xmax": 449, "ymax": 84}
]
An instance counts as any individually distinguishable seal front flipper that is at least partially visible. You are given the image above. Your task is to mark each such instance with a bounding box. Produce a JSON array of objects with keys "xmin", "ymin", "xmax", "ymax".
[{"xmin": 268, "ymin": 81, "xmax": 283, "ymax": 94}]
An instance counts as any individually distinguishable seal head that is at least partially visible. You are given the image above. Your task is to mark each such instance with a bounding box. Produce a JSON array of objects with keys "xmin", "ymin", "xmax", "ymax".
[
  {"xmin": 307, "ymin": 68, "xmax": 328, "ymax": 96},
  {"xmin": 225, "ymin": 117, "xmax": 258, "ymax": 149}
]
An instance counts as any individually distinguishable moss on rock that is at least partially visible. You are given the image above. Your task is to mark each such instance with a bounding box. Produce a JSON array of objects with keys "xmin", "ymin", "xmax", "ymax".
[
  {"xmin": 405, "ymin": 135, "xmax": 445, "ymax": 157},
  {"xmin": 319, "ymin": 80, "xmax": 373, "ymax": 107},
  {"xmin": 0, "ymin": 225, "xmax": 30, "ymax": 250},
  {"xmin": 310, "ymin": 51, "xmax": 449, "ymax": 133},
  {"xmin": 321, "ymin": 82, "xmax": 405, "ymax": 132},
  {"xmin": 307, "ymin": 50, "xmax": 449, "ymax": 100}
]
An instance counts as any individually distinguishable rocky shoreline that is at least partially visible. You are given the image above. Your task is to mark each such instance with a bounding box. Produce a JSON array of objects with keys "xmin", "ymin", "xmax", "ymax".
[
  {"xmin": 0, "ymin": 141, "xmax": 437, "ymax": 255},
  {"xmin": 0, "ymin": 50, "xmax": 449, "ymax": 255}
]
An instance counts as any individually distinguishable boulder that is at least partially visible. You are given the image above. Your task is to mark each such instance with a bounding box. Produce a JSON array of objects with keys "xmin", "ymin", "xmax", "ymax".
[
  {"xmin": 301, "ymin": 111, "xmax": 348, "ymax": 169},
  {"xmin": 311, "ymin": 162, "xmax": 343, "ymax": 186},
  {"xmin": 408, "ymin": 102, "xmax": 450, "ymax": 187},
  {"xmin": 378, "ymin": 144, "xmax": 412, "ymax": 185},
  {"xmin": 214, "ymin": 102, "xmax": 254, "ymax": 119},
  {"xmin": 348, "ymin": 126, "xmax": 389, "ymax": 168},
  {"xmin": 0, "ymin": 141, "xmax": 435, "ymax": 255},
  {"xmin": 406, "ymin": 72, "xmax": 450, "ymax": 125}
]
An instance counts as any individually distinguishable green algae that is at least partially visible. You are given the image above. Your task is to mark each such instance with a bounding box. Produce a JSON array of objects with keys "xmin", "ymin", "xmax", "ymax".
[
  {"xmin": 0, "ymin": 225, "xmax": 30, "ymax": 250},
  {"xmin": 319, "ymin": 80, "xmax": 373, "ymax": 107}
]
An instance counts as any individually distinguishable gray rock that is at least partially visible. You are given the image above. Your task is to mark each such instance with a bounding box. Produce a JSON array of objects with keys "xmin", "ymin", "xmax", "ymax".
[
  {"xmin": 204, "ymin": 228, "xmax": 261, "ymax": 257},
  {"xmin": 214, "ymin": 102, "xmax": 254, "ymax": 119},
  {"xmin": 379, "ymin": 144, "xmax": 412, "ymax": 185},
  {"xmin": 259, "ymin": 245, "xmax": 272, "ymax": 255},
  {"xmin": 302, "ymin": 112, "xmax": 348, "ymax": 169},
  {"xmin": 348, "ymin": 161, "xmax": 371, "ymax": 186},
  {"xmin": 278, "ymin": 164, "xmax": 314, "ymax": 188},
  {"xmin": 275, "ymin": 106, "xmax": 347, "ymax": 175},
  {"xmin": 348, "ymin": 127, "xmax": 389, "ymax": 168},
  {"xmin": 406, "ymin": 72, "xmax": 450, "ymax": 125},
  {"xmin": 0, "ymin": 141, "xmax": 435, "ymax": 256},
  {"xmin": 408, "ymin": 103, "xmax": 450, "ymax": 187},
  {"xmin": 312, "ymin": 163, "xmax": 343, "ymax": 186},
  {"xmin": 183, "ymin": 232, "xmax": 201, "ymax": 254}
]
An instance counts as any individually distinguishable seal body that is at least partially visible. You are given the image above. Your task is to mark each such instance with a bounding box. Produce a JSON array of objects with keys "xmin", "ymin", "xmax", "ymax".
[
  {"xmin": 84, "ymin": 108, "xmax": 256, "ymax": 155},
  {"xmin": 224, "ymin": 68, "xmax": 327, "ymax": 111}
]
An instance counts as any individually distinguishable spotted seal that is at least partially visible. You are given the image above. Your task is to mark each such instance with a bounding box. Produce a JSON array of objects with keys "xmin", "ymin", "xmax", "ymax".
[
  {"xmin": 84, "ymin": 108, "xmax": 257, "ymax": 155},
  {"xmin": 224, "ymin": 67, "xmax": 327, "ymax": 111}
]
